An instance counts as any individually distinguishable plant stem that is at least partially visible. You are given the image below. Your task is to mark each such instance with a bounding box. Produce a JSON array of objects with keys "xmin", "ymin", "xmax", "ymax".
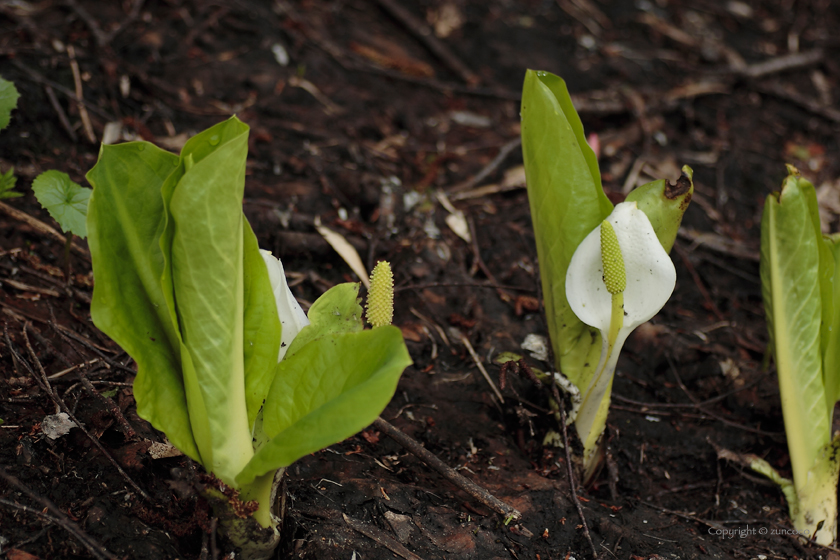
[{"xmin": 64, "ymin": 234, "xmax": 73, "ymax": 286}]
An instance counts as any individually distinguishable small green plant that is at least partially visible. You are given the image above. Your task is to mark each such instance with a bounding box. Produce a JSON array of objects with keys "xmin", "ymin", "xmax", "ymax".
[
  {"xmin": 31, "ymin": 170, "xmax": 91, "ymax": 281},
  {"xmin": 0, "ymin": 76, "xmax": 22, "ymax": 199},
  {"xmin": 0, "ymin": 76, "xmax": 19, "ymax": 131},
  {"xmin": 0, "ymin": 168, "xmax": 20, "ymax": 200},
  {"xmin": 520, "ymin": 69, "xmax": 693, "ymax": 481},
  {"xmin": 754, "ymin": 165, "xmax": 840, "ymax": 545},
  {"xmin": 86, "ymin": 116, "xmax": 411, "ymax": 558}
]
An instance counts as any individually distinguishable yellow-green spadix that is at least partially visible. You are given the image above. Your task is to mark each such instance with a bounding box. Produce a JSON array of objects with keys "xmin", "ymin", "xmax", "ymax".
[{"xmin": 565, "ymin": 201, "xmax": 676, "ymax": 468}]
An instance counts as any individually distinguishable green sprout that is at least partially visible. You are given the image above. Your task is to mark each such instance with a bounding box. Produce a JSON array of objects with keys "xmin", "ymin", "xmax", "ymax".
[
  {"xmin": 31, "ymin": 170, "xmax": 91, "ymax": 283},
  {"xmin": 755, "ymin": 165, "xmax": 840, "ymax": 545}
]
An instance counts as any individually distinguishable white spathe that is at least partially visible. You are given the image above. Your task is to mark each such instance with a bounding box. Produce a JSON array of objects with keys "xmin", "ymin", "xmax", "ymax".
[
  {"xmin": 565, "ymin": 201, "xmax": 677, "ymax": 469},
  {"xmin": 566, "ymin": 202, "xmax": 676, "ymax": 334},
  {"xmin": 260, "ymin": 250, "xmax": 310, "ymax": 362}
]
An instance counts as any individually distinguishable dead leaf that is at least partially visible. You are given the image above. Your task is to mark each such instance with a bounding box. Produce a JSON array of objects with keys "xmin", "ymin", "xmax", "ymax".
[
  {"xmin": 314, "ymin": 217, "xmax": 370, "ymax": 288},
  {"xmin": 8, "ymin": 549, "xmax": 40, "ymax": 560}
]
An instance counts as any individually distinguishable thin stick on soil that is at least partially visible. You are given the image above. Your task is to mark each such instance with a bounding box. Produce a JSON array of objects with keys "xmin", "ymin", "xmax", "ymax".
[
  {"xmin": 665, "ymin": 354, "xmax": 780, "ymax": 437},
  {"xmin": 373, "ymin": 417, "xmax": 522, "ymax": 522},
  {"xmin": 76, "ymin": 366, "xmax": 138, "ymax": 440},
  {"xmin": 0, "ymin": 201, "xmax": 90, "ymax": 260},
  {"xmin": 43, "ymin": 84, "xmax": 78, "ymax": 143},
  {"xmin": 50, "ymin": 320, "xmax": 136, "ymax": 374},
  {"xmin": 16, "ymin": 324, "xmax": 152, "ymax": 501},
  {"xmin": 448, "ymin": 136, "xmax": 522, "ymax": 193},
  {"xmin": 394, "ymin": 281, "xmax": 535, "ymax": 293},
  {"xmin": 67, "ymin": 45, "xmax": 96, "ymax": 144},
  {"xmin": 0, "ymin": 468, "xmax": 118, "ymax": 560},
  {"xmin": 554, "ymin": 384, "xmax": 599, "ymax": 560},
  {"xmin": 456, "ymin": 330, "xmax": 506, "ymax": 404},
  {"xmin": 372, "ymin": 0, "xmax": 479, "ymax": 85}
]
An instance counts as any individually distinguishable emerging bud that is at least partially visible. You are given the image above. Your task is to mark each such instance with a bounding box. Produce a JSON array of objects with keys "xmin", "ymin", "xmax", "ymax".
[{"xmin": 366, "ymin": 261, "xmax": 394, "ymax": 328}]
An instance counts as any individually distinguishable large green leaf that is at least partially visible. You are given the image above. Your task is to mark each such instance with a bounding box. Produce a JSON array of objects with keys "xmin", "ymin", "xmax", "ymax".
[
  {"xmin": 86, "ymin": 143, "xmax": 200, "ymax": 461},
  {"xmin": 242, "ymin": 221, "xmax": 282, "ymax": 431},
  {"xmin": 760, "ymin": 173, "xmax": 830, "ymax": 490},
  {"xmin": 822, "ymin": 234, "xmax": 840, "ymax": 410},
  {"xmin": 32, "ymin": 170, "xmax": 91, "ymax": 237},
  {"xmin": 521, "ymin": 69, "xmax": 611, "ymax": 387},
  {"xmin": 237, "ymin": 326, "xmax": 412, "ymax": 485},
  {"xmin": 164, "ymin": 117, "xmax": 257, "ymax": 483},
  {"xmin": 88, "ymin": 117, "xmax": 282, "ymax": 486}
]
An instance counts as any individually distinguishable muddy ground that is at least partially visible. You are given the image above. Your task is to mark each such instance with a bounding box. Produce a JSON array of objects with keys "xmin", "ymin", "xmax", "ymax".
[{"xmin": 2, "ymin": 0, "xmax": 840, "ymax": 559}]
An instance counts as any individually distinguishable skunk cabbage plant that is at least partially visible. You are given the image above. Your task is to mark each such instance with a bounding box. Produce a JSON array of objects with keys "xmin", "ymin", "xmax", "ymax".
[
  {"xmin": 521, "ymin": 69, "xmax": 693, "ymax": 481},
  {"xmin": 566, "ymin": 202, "xmax": 676, "ymax": 467},
  {"xmin": 757, "ymin": 165, "xmax": 840, "ymax": 545},
  {"xmin": 86, "ymin": 116, "xmax": 411, "ymax": 559}
]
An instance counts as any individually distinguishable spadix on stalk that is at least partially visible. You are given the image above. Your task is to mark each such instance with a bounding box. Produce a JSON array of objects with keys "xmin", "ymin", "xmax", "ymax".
[{"xmin": 566, "ymin": 202, "xmax": 676, "ymax": 473}]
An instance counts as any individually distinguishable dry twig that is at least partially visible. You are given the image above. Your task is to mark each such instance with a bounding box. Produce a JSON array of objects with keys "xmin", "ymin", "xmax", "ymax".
[
  {"xmin": 554, "ymin": 385, "xmax": 599, "ymax": 559},
  {"xmin": 67, "ymin": 45, "xmax": 96, "ymax": 143},
  {"xmin": 0, "ymin": 469, "xmax": 118, "ymax": 560},
  {"xmin": 373, "ymin": 417, "xmax": 522, "ymax": 522},
  {"xmin": 343, "ymin": 513, "xmax": 425, "ymax": 560},
  {"xmin": 43, "ymin": 84, "xmax": 78, "ymax": 142},
  {"xmin": 373, "ymin": 0, "xmax": 479, "ymax": 85},
  {"xmin": 448, "ymin": 137, "xmax": 522, "ymax": 193},
  {"xmin": 11, "ymin": 324, "xmax": 151, "ymax": 501},
  {"xmin": 0, "ymin": 202, "xmax": 90, "ymax": 260}
]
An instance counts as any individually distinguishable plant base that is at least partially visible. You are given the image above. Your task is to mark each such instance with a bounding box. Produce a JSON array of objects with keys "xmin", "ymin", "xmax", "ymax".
[{"xmin": 202, "ymin": 469, "xmax": 285, "ymax": 560}]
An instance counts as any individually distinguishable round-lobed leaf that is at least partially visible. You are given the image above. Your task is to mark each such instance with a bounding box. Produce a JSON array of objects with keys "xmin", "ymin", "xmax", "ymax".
[{"xmin": 32, "ymin": 170, "xmax": 91, "ymax": 237}]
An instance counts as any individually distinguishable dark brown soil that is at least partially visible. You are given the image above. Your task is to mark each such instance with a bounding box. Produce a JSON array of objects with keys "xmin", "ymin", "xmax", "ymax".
[{"xmin": 2, "ymin": 1, "xmax": 840, "ymax": 559}]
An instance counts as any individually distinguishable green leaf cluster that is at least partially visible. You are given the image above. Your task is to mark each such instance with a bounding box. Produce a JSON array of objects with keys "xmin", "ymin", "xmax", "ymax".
[
  {"xmin": 759, "ymin": 165, "xmax": 840, "ymax": 544},
  {"xmin": 86, "ymin": 117, "xmax": 411, "ymax": 527}
]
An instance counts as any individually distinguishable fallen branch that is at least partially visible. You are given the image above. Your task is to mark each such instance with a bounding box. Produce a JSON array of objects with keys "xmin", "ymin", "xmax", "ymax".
[
  {"xmin": 0, "ymin": 467, "xmax": 118, "ymax": 560},
  {"xmin": 373, "ymin": 416, "xmax": 521, "ymax": 522},
  {"xmin": 0, "ymin": 201, "xmax": 90, "ymax": 261}
]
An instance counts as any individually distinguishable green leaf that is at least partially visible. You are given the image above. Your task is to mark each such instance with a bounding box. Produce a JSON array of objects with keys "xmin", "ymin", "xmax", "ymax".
[
  {"xmin": 520, "ymin": 69, "xmax": 611, "ymax": 388},
  {"xmin": 0, "ymin": 77, "xmax": 19, "ymax": 131},
  {"xmin": 32, "ymin": 170, "xmax": 91, "ymax": 237},
  {"xmin": 237, "ymin": 326, "xmax": 411, "ymax": 486},
  {"xmin": 760, "ymin": 172, "xmax": 830, "ymax": 493},
  {"xmin": 822, "ymin": 234, "xmax": 840, "ymax": 409},
  {"xmin": 162, "ymin": 117, "xmax": 260, "ymax": 483},
  {"xmin": 284, "ymin": 282, "xmax": 364, "ymax": 359},
  {"xmin": 624, "ymin": 165, "xmax": 694, "ymax": 253},
  {"xmin": 242, "ymin": 221, "xmax": 282, "ymax": 430},
  {"xmin": 0, "ymin": 167, "xmax": 21, "ymax": 199},
  {"xmin": 86, "ymin": 142, "xmax": 200, "ymax": 461}
]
